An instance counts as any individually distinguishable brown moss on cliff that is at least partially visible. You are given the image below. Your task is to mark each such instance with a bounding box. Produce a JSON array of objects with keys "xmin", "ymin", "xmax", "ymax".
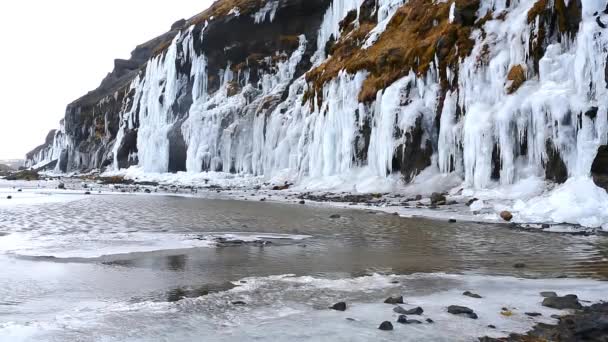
[
  {"xmin": 189, "ymin": 0, "xmax": 265, "ymax": 26},
  {"xmin": 506, "ymin": 65, "xmax": 526, "ymax": 94},
  {"xmin": 306, "ymin": 0, "xmax": 480, "ymax": 103}
]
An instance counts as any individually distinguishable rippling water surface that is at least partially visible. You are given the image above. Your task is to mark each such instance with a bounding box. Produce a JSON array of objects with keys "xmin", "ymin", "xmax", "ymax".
[{"xmin": 1, "ymin": 191, "xmax": 607, "ymax": 341}]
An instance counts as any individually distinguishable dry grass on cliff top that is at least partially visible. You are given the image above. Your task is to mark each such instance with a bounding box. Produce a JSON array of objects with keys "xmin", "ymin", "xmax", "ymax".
[
  {"xmin": 188, "ymin": 0, "xmax": 265, "ymax": 26},
  {"xmin": 305, "ymin": 0, "xmax": 480, "ymax": 103}
]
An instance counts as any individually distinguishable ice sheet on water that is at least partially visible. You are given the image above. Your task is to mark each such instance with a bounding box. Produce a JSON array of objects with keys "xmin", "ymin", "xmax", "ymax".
[{"xmin": 3, "ymin": 273, "xmax": 606, "ymax": 341}]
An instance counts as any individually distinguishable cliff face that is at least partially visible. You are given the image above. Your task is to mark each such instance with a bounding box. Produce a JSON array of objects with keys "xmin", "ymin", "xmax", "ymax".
[{"xmin": 28, "ymin": 0, "xmax": 608, "ymax": 191}]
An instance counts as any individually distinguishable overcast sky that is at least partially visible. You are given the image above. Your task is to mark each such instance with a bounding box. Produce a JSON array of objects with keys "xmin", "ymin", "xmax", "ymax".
[{"xmin": 0, "ymin": 0, "xmax": 213, "ymax": 160}]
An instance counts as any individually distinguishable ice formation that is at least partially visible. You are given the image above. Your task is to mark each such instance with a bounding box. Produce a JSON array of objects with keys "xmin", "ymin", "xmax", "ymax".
[{"xmin": 28, "ymin": 0, "xmax": 608, "ymax": 228}]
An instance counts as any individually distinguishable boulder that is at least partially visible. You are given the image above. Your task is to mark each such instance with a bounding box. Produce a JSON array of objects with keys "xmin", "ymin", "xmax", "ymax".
[
  {"xmin": 397, "ymin": 315, "xmax": 422, "ymax": 324},
  {"xmin": 378, "ymin": 321, "xmax": 394, "ymax": 331},
  {"xmin": 448, "ymin": 305, "xmax": 478, "ymax": 319},
  {"xmin": 542, "ymin": 295, "xmax": 582, "ymax": 310},
  {"xmin": 384, "ymin": 296, "xmax": 404, "ymax": 304},
  {"xmin": 541, "ymin": 291, "xmax": 558, "ymax": 298},
  {"xmin": 330, "ymin": 302, "xmax": 347, "ymax": 311},
  {"xmin": 430, "ymin": 192, "xmax": 447, "ymax": 205},
  {"xmin": 500, "ymin": 211, "xmax": 513, "ymax": 222},
  {"xmin": 393, "ymin": 306, "xmax": 423, "ymax": 315},
  {"xmin": 525, "ymin": 312, "xmax": 542, "ymax": 317},
  {"xmin": 463, "ymin": 291, "xmax": 482, "ymax": 299}
]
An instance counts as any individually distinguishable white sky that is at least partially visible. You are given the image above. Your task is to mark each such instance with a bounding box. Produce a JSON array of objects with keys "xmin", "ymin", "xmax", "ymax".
[{"xmin": 0, "ymin": 0, "xmax": 213, "ymax": 160}]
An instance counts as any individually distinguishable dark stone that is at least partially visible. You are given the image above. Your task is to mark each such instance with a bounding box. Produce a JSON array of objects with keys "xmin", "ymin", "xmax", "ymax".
[
  {"xmin": 487, "ymin": 325, "xmax": 496, "ymax": 329},
  {"xmin": 463, "ymin": 291, "xmax": 482, "ymax": 299},
  {"xmin": 58, "ymin": 183, "xmax": 65, "ymax": 189},
  {"xmin": 448, "ymin": 305, "xmax": 478, "ymax": 319},
  {"xmin": 482, "ymin": 302, "xmax": 608, "ymax": 342},
  {"xmin": 585, "ymin": 106, "xmax": 599, "ymax": 119},
  {"xmin": 542, "ymin": 295, "xmax": 582, "ymax": 310},
  {"xmin": 526, "ymin": 312, "xmax": 542, "ymax": 317},
  {"xmin": 514, "ymin": 263, "xmax": 526, "ymax": 269},
  {"xmin": 449, "ymin": 219, "xmax": 457, "ymax": 223},
  {"xmin": 545, "ymin": 140, "xmax": 569, "ymax": 184},
  {"xmin": 394, "ymin": 306, "xmax": 423, "ymax": 315},
  {"xmin": 384, "ymin": 296, "xmax": 404, "ymax": 304},
  {"xmin": 260, "ymin": 198, "xmax": 266, "ymax": 202},
  {"xmin": 231, "ymin": 301, "xmax": 247, "ymax": 306},
  {"xmin": 331, "ymin": 302, "xmax": 347, "ymax": 311},
  {"xmin": 378, "ymin": 321, "xmax": 394, "ymax": 331},
  {"xmin": 144, "ymin": 189, "xmax": 152, "ymax": 194},
  {"xmin": 466, "ymin": 198, "xmax": 478, "ymax": 206},
  {"xmin": 592, "ymin": 145, "xmax": 608, "ymax": 190},
  {"xmin": 597, "ymin": 16, "xmax": 606, "ymax": 29},
  {"xmin": 6, "ymin": 196, "xmax": 12, "ymax": 199},
  {"xmin": 430, "ymin": 192, "xmax": 447, "ymax": 205},
  {"xmin": 391, "ymin": 117, "xmax": 433, "ymax": 183},
  {"xmin": 397, "ymin": 315, "xmax": 422, "ymax": 324},
  {"xmin": 426, "ymin": 318, "xmax": 434, "ymax": 323},
  {"xmin": 84, "ymin": 191, "xmax": 91, "ymax": 195},
  {"xmin": 299, "ymin": 200, "xmax": 306, "ymax": 205},
  {"xmin": 329, "ymin": 214, "xmax": 341, "ymax": 219}
]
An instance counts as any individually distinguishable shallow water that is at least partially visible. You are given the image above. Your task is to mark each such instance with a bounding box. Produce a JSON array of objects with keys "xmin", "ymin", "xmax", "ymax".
[{"xmin": 1, "ymin": 191, "xmax": 607, "ymax": 341}]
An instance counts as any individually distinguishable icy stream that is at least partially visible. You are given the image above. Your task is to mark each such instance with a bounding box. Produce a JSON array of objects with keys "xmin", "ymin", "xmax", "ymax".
[{"xmin": 0, "ymin": 189, "xmax": 608, "ymax": 341}]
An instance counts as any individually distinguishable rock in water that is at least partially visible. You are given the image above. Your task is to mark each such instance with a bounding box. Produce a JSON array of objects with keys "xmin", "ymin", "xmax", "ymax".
[
  {"xmin": 231, "ymin": 301, "xmax": 247, "ymax": 306},
  {"xmin": 58, "ymin": 183, "xmax": 65, "ymax": 189},
  {"xmin": 378, "ymin": 321, "xmax": 393, "ymax": 331},
  {"xmin": 448, "ymin": 305, "xmax": 478, "ymax": 319},
  {"xmin": 329, "ymin": 214, "xmax": 341, "ymax": 219},
  {"xmin": 330, "ymin": 302, "xmax": 347, "ymax": 311},
  {"xmin": 397, "ymin": 315, "xmax": 421, "ymax": 324},
  {"xmin": 500, "ymin": 211, "xmax": 513, "ymax": 222},
  {"xmin": 463, "ymin": 291, "xmax": 482, "ymax": 298},
  {"xmin": 542, "ymin": 295, "xmax": 582, "ymax": 310},
  {"xmin": 384, "ymin": 296, "xmax": 404, "ymax": 304},
  {"xmin": 525, "ymin": 312, "xmax": 542, "ymax": 317},
  {"xmin": 393, "ymin": 306, "xmax": 423, "ymax": 315}
]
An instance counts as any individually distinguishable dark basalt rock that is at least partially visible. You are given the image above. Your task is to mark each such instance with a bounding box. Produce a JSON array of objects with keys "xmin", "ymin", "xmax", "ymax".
[
  {"xmin": 430, "ymin": 192, "xmax": 447, "ymax": 205},
  {"xmin": 448, "ymin": 305, "xmax": 478, "ymax": 319},
  {"xmin": 463, "ymin": 291, "xmax": 482, "ymax": 299},
  {"xmin": 330, "ymin": 302, "xmax": 347, "ymax": 311},
  {"xmin": 480, "ymin": 302, "xmax": 608, "ymax": 342},
  {"xmin": 542, "ymin": 294, "xmax": 582, "ymax": 310},
  {"xmin": 378, "ymin": 321, "xmax": 394, "ymax": 331},
  {"xmin": 525, "ymin": 312, "xmax": 542, "ymax": 317},
  {"xmin": 384, "ymin": 296, "xmax": 404, "ymax": 304},
  {"xmin": 231, "ymin": 301, "xmax": 247, "ymax": 306},
  {"xmin": 397, "ymin": 315, "xmax": 422, "ymax": 324},
  {"xmin": 393, "ymin": 306, "xmax": 424, "ymax": 315}
]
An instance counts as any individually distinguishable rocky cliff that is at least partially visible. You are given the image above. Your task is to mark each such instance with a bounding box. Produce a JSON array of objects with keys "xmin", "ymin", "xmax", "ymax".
[{"xmin": 27, "ymin": 0, "xmax": 608, "ymax": 192}]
